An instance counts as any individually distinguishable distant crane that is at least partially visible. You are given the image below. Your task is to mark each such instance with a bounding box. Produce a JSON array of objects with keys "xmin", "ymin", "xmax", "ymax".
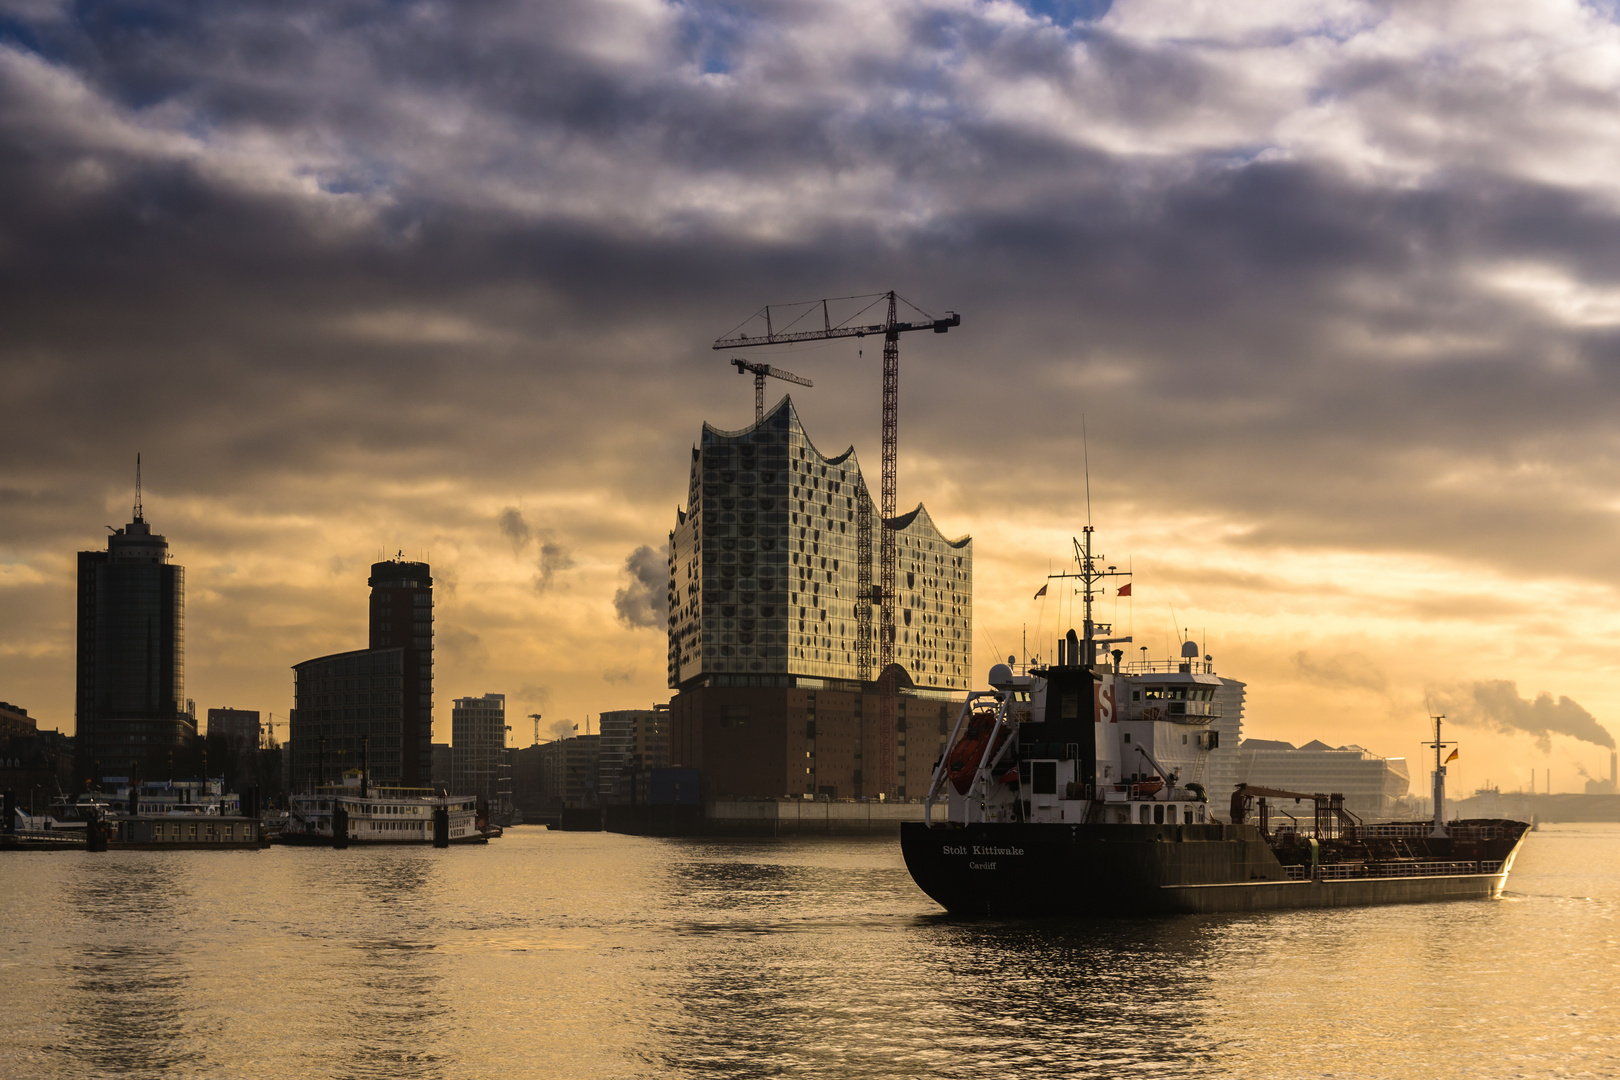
[
  {"xmin": 528, "ymin": 713, "xmax": 542, "ymax": 746},
  {"xmin": 714, "ymin": 291, "xmax": 960, "ymax": 798},
  {"xmin": 731, "ymin": 358, "xmax": 812, "ymax": 423}
]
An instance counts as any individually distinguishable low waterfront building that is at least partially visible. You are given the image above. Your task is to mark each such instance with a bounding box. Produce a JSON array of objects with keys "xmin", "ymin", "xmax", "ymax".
[
  {"xmin": 1235, "ymin": 738, "xmax": 1410, "ymax": 819},
  {"xmin": 668, "ymin": 673, "xmax": 961, "ymax": 800},
  {"xmin": 598, "ymin": 707, "xmax": 671, "ymax": 804},
  {"xmin": 532, "ymin": 734, "xmax": 600, "ymax": 808}
]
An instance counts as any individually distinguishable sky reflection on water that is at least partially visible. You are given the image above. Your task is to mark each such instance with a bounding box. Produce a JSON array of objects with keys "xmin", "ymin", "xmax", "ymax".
[{"xmin": 1, "ymin": 825, "xmax": 1616, "ymax": 1079}]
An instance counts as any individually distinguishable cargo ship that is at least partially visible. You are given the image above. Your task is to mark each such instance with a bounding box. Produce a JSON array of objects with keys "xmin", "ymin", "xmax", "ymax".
[{"xmin": 900, "ymin": 527, "xmax": 1530, "ymax": 916}]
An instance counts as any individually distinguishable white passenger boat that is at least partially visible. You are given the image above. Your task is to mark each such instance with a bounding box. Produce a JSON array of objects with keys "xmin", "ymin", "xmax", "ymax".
[{"xmin": 276, "ymin": 772, "xmax": 499, "ymax": 845}]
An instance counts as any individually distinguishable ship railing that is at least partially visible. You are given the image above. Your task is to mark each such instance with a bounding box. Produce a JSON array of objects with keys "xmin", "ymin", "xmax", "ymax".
[
  {"xmin": 1349, "ymin": 822, "xmax": 1511, "ymax": 842},
  {"xmin": 1285, "ymin": 860, "xmax": 1501, "ymax": 882},
  {"xmin": 1121, "ymin": 660, "xmax": 1217, "ymax": 675}
]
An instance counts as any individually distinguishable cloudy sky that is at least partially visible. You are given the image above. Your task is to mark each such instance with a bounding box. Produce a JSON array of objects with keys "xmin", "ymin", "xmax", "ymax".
[{"xmin": 6, "ymin": 0, "xmax": 1620, "ymax": 791}]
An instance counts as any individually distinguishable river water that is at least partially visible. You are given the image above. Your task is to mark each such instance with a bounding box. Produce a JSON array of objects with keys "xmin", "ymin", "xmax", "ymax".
[{"xmin": 1, "ymin": 823, "xmax": 1615, "ymax": 1079}]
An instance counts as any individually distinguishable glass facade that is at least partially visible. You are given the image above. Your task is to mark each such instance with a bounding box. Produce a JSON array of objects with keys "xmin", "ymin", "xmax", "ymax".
[
  {"xmin": 451, "ymin": 693, "xmax": 506, "ymax": 802},
  {"xmin": 75, "ymin": 514, "xmax": 190, "ymax": 784},
  {"xmin": 668, "ymin": 397, "xmax": 971, "ymax": 692},
  {"xmin": 290, "ymin": 648, "xmax": 406, "ymax": 792}
]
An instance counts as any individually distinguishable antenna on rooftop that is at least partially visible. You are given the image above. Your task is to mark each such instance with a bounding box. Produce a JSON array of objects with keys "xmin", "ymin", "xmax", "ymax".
[{"xmin": 134, "ymin": 453, "xmax": 143, "ymax": 521}]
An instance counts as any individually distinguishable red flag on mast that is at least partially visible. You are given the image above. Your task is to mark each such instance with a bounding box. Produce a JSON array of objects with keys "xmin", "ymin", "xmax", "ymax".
[
  {"xmin": 1033, "ymin": 584, "xmax": 1048, "ymax": 599},
  {"xmin": 1117, "ymin": 583, "xmax": 1132, "ymax": 597}
]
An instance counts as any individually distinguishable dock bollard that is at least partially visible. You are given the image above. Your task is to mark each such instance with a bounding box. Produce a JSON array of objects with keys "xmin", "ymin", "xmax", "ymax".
[{"xmin": 86, "ymin": 811, "xmax": 109, "ymax": 852}]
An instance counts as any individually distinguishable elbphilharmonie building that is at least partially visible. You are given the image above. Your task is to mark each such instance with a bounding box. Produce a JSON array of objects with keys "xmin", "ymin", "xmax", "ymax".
[
  {"xmin": 665, "ymin": 396, "xmax": 972, "ymax": 800},
  {"xmin": 668, "ymin": 396, "xmax": 972, "ymax": 693}
]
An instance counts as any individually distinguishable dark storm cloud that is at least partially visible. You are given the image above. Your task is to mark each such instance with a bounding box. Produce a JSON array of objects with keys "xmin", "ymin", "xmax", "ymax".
[
  {"xmin": 8, "ymin": 0, "xmax": 1620, "ymax": 729},
  {"xmin": 1428, "ymin": 680, "xmax": 1615, "ymax": 751},
  {"xmin": 614, "ymin": 544, "xmax": 668, "ymax": 629}
]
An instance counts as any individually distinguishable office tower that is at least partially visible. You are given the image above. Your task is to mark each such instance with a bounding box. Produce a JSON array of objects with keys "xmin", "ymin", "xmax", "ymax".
[
  {"xmin": 666, "ymin": 396, "xmax": 971, "ymax": 799},
  {"xmin": 451, "ymin": 693, "xmax": 506, "ymax": 802},
  {"xmin": 75, "ymin": 473, "xmax": 191, "ymax": 785},
  {"xmin": 369, "ymin": 559, "xmax": 433, "ymax": 787},
  {"xmin": 206, "ymin": 707, "xmax": 262, "ymax": 789},
  {"xmin": 288, "ymin": 558, "xmax": 433, "ymax": 792}
]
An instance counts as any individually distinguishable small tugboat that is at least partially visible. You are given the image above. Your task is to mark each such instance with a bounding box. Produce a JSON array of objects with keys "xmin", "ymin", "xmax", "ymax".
[
  {"xmin": 275, "ymin": 769, "xmax": 500, "ymax": 846},
  {"xmin": 900, "ymin": 527, "xmax": 1530, "ymax": 916}
]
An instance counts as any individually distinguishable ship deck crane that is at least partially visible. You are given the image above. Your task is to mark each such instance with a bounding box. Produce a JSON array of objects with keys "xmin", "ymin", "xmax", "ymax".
[
  {"xmin": 731, "ymin": 358, "xmax": 812, "ymax": 423},
  {"xmin": 714, "ymin": 291, "xmax": 960, "ymax": 798}
]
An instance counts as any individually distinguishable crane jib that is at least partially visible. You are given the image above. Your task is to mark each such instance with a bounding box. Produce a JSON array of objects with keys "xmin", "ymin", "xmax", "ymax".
[{"xmin": 712, "ymin": 313, "xmax": 959, "ymax": 349}]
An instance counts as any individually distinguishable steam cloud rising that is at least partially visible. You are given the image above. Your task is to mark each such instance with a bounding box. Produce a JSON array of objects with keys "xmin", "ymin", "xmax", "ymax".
[{"xmin": 1427, "ymin": 680, "xmax": 1615, "ymax": 752}]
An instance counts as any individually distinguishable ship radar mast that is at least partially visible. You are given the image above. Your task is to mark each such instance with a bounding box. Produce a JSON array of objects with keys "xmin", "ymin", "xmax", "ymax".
[
  {"xmin": 1046, "ymin": 526, "xmax": 1133, "ymax": 667},
  {"xmin": 1423, "ymin": 714, "xmax": 1456, "ymax": 839}
]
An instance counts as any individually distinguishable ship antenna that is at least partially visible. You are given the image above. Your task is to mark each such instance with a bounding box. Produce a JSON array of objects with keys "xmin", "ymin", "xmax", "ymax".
[
  {"xmin": 1082, "ymin": 414, "xmax": 1092, "ymax": 529},
  {"xmin": 134, "ymin": 453, "xmax": 143, "ymax": 522}
]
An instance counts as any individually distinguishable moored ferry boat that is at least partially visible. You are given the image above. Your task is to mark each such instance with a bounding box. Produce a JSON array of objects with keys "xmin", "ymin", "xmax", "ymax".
[
  {"xmin": 5, "ymin": 779, "xmax": 267, "ymax": 851},
  {"xmin": 277, "ymin": 773, "xmax": 499, "ymax": 845},
  {"xmin": 900, "ymin": 527, "xmax": 1530, "ymax": 916}
]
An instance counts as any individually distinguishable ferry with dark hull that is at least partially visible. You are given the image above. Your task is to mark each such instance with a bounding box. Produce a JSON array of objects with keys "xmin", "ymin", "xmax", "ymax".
[{"xmin": 900, "ymin": 528, "xmax": 1530, "ymax": 917}]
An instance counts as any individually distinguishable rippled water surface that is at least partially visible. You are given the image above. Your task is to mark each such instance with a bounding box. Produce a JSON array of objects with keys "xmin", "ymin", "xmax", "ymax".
[{"xmin": 2, "ymin": 823, "xmax": 1616, "ymax": 1079}]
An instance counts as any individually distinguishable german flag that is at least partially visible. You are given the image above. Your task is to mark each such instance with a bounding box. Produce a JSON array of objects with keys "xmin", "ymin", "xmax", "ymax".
[{"xmin": 1445, "ymin": 749, "xmax": 1459, "ymax": 764}]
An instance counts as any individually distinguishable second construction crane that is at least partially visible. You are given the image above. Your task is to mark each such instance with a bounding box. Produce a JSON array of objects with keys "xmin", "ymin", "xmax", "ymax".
[
  {"xmin": 732, "ymin": 358, "xmax": 812, "ymax": 423},
  {"xmin": 713, "ymin": 291, "xmax": 960, "ymax": 798}
]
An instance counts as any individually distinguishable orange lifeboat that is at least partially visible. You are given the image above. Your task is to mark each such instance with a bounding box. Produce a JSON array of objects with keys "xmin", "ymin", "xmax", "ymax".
[
  {"xmin": 1129, "ymin": 777, "xmax": 1164, "ymax": 799},
  {"xmin": 945, "ymin": 709, "xmax": 1011, "ymax": 795}
]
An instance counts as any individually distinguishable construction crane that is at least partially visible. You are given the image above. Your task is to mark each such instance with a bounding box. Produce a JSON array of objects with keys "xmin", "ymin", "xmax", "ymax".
[
  {"xmin": 731, "ymin": 358, "xmax": 812, "ymax": 423},
  {"xmin": 528, "ymin": 713, "xmax": 542, "ymax": 746},
  {"xmin": 714, "ymin": 291, "xmax": 960, "ymax": 798}
]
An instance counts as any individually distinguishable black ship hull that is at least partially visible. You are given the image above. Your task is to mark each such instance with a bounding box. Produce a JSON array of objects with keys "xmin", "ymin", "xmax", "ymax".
[{"xmin": 900, "ymin": 820, "xmax": 1529, "ymax": 916}]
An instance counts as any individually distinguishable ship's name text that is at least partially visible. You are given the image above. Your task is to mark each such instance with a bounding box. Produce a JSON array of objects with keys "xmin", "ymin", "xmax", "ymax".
[{"xmin": 942, "ymin": 844, "xmax": 1024, "ymax": 856}]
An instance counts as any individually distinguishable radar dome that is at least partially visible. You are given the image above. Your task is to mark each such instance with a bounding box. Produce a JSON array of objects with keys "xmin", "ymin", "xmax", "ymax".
[
  {"xmin": 988, "ymin": 663, "xmax": 1015, "ymax": 688},
  {"xmin": 1181, "ymin": 640, "xmax": 1200, "ymax": 658}
]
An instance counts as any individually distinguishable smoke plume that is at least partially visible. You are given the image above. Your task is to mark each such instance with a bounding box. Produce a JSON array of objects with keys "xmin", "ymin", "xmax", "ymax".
[
  {"xmin": 613, "ymin": 544, "xmax": 668, "ymax": 629},
  {"xmin": 534, "ymin": 530, "xmax": 575, "ymax": 592},
  {"xmin": 1427, "ymin": 680, "xmax": 1614, "ymax": 752},
  {"xmin": 497, "ymin": 507, "xmax": 531, "ymax": 554}
]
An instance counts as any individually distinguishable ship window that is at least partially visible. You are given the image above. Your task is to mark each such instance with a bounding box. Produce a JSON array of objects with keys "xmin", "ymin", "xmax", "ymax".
[
  {"xmin": 1184, "ymin": 808, "xmax": 1194, "ymax": 825},
  {"xmin": 1122, "ymin": 733, "xmax": 1130, "ymax": 743},
  {"xmin": 1153, "ymin": 804, "xmax": 1164, "ymax": 825},
  {"xmin": 1144, "ymin": 688, "xmax": 1165, "ymax": 700},
  {"xmin": 1167, "ymin": 688, "xmax": 1186, "ymax": 701},
  {"xmin": 1197, "ymin": 805, "xmax": 1206, "ymax": 823},
  {"xmin": 1033, "ymin": 761, "xmax": 1057, "ymax": 795},
  {"xmin": 1132, "ymin": 691, "xmax": 1140, "ymax": 701},
  {"xmin": 1139, "ymin": 805, "xmax": 1151, "ymax": 824},
  {"xmin": 1114, "ymin": 808, "xmax": 1129, "ymax": 824}
]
